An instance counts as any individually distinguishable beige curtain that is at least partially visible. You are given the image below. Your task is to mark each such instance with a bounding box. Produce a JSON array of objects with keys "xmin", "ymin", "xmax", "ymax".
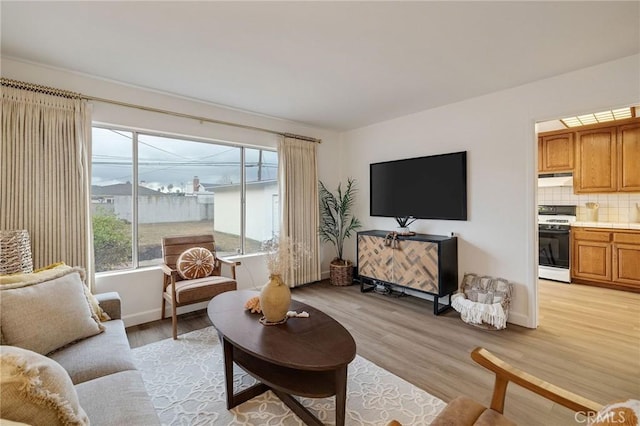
[
  {"xmin": 278, "ymin": 136, "xmax": 321, "ymax": 287},
  {"xmin": 1, "ymin": 86, "xmax": 94, "ymax": 288}
]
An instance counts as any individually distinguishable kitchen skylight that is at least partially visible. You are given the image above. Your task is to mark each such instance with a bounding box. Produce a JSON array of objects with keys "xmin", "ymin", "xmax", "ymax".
[{"xmin": 561, "ymin": 107, "xmax": 634, "ymax": 128}]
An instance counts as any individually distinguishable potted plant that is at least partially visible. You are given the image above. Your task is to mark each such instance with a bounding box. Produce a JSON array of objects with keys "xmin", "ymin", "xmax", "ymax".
[{"xmin": 319, "ymin": 178, "xmax": 362, "ymax": 286}]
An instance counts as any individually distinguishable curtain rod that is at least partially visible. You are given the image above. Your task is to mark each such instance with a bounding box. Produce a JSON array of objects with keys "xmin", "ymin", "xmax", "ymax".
[
  {"xmin": 1, "ymin": 77, "xmax": 322, "ymax": 144},
  {"xmin": 1, "ymin": 77, "xmax": 82, "ymax": 99}
]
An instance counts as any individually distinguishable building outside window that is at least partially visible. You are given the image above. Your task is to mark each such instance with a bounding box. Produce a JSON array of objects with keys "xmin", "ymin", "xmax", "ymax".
[{"xmin": 91, "ymin": 127, "xmax": 278, "ymax": 273}]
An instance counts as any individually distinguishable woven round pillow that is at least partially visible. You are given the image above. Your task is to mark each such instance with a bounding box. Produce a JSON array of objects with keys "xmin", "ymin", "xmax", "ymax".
[{"xmin": 176, "ymin": 247, "xmax": 215, "ymax": 280}]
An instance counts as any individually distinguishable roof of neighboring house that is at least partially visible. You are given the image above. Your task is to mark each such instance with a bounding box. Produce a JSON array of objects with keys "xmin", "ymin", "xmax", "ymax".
[
  {"xmin": 211, "ymin": 179, "xmax": 277, "ymax": 192},
  {"xmin": 92, "ymin": 183, "xmax": 167, "ymax": 196}
]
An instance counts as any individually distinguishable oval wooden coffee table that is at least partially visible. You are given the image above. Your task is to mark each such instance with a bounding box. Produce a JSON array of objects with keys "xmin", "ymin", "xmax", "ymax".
[{"xmin": 208, "ymin": 290, "xmax": 356, "ymax": 426}]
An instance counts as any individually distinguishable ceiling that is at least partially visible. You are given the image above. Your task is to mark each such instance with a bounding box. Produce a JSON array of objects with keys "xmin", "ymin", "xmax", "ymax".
[{"xmin": 2, "ymin": 1, "xmax": 638, "ymax": 131}]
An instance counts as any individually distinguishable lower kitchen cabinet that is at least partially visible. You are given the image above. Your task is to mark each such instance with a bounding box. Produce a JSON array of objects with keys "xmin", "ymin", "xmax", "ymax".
[
  {"xmin": 572, "ymin": 227, "xmax": 640, "ymax": 292},
  {"xmin": 612, "ymin": 233, "xmax": 640, "ymax": 286}
]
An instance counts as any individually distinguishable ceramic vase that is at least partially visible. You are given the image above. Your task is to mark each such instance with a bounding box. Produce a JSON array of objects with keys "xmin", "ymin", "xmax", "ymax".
[{"xmin": 259, "ymin": 274, "xmax": 291, "ymax": 322}]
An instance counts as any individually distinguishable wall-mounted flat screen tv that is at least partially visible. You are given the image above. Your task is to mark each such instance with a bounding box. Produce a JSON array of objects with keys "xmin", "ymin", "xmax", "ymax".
[{"xmin": 370, "ymin": 151, "xmax": 467, "ymax": 221}]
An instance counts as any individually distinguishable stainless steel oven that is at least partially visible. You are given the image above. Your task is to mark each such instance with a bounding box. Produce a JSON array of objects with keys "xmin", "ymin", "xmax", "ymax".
[{"xmin": 538, "ymin": 205, "xmax": 576, "ymax": 283}]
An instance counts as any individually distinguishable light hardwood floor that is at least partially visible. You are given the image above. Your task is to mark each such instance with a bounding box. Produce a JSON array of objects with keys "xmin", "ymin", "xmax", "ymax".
[{"xmin": 126, "ymin": 280, "xmax": 640, "ymax": 425}]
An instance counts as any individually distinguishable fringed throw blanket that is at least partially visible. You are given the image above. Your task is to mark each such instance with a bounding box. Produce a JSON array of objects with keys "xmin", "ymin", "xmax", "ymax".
[
  {"xmin": 451, "ymin": 293, "xmax": 508, "ymax": 330},
  {"xmin": 452, "ymin": 273, "xmax": 513, "ymax": 330}
]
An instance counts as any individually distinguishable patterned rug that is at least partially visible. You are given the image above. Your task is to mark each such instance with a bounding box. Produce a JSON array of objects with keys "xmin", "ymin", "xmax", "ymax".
[{"xmin": 132, "ymin": 327, "xmax": 445, "ymax": 425}]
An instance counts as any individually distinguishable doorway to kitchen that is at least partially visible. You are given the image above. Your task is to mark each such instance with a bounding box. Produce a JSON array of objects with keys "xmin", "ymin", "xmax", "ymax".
[{"xmin": 535, "ymin": 105, "xmax": 640, "ymax": 321}]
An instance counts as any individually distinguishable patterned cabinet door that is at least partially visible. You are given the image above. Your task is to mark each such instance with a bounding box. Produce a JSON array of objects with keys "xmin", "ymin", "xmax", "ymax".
[
  {"xmin": 357, "ymin": 235, "xmax": 392, "ymax": 282},
  {"xmin": 392, "ymin": 240, "xmax": 439, "ymax": 293}
]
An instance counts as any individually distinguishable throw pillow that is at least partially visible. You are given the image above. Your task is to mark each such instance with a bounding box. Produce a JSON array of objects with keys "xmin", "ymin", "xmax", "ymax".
[
  {"xmin": 176, "ymin": 247, "xmax": 215, "ymax": 280},
  {"xmin": 0, "ymin": 345, "xmax": 89, "ymax": 426},
  {"xmin": 0, "ymin": 270, "xmax": 104, "ymax": 355},
  {"xmin": 0, "ymin": 263, "xmax": 110, "ymax": 322},
  {"xmin": 589, "ymin": 399, "xmax": 640, "ymax": 426}
]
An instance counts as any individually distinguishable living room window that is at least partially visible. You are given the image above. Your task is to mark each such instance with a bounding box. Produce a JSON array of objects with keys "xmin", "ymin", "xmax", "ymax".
[{"xmin": 91, "ymin": 126, "xmax": 278, "ymax": 273}]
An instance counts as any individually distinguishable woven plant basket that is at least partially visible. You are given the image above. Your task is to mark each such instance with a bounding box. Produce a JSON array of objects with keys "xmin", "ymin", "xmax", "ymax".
[
  {"xmin": 329, "ymin": 259, "xmax": 354, "ymax": 286},
  {"xmin": 0, "ymin": 229, "xmax": 33, "ymax": 275}
]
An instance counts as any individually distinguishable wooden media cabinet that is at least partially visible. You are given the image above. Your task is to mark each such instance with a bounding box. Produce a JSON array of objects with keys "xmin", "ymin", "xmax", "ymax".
[{"xmin": 356, "ymin": 230, "xmax": 458, "ymax": 314}]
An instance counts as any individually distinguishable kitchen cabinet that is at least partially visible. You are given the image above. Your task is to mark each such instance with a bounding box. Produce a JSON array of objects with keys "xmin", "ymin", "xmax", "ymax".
[
  {"xmin": 612, "ymin": 232, "xmax": 640, "ymax": 286},
  {"xmin": 572, "ymin": 229, "xmax": 611, "ymax": 282},
  {"xmin": 574, "ymin": 126, "xmax": 617, "ymax": 193},
  {"xmin": 538, "ymin": 117, "xmax": 640, "ymax": 194},
  {"xmin": 538, "ymin": 132, "xmax": 574, "ymax": 173},
  {"xmin": 571, "ymin": 227, "xmax": 640, "ymax": 292},
  {"xmin": 617, "ymin": 121, "xmax": 640, "ymax": 192}
]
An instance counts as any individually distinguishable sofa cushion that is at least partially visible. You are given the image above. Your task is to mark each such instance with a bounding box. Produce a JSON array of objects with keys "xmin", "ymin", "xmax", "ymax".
[
  {"xmin": 0, "ymin": 263, "xmax": 110, "ymax": 322},
  {"xmin": 0, "ymin": 270, "xmax": 104, "ymax": 355},
  {"xmin": 75, "ymin": 370, "xmax": 160, "ymax": 426},
  {"xmin": 49, "ymin": 320, "xmax": 137, "ymax": 385},
  {"xmin": 475, "ymin": 409, "xmax": 516, "ymax": 426},
  {"xmin": 590, "ymin": 399, "xmax": 640, "ymax": 426},
  {"xmin": 0, "ymin": 345, "xmax": 89, "ymax": 426},
  {"xmin": 165, "ymin": 275, "xmax": 236, "ymax": 304},
  {"xmin": 0, "ymin": 419, "xmax": 31, "ymax": 425},
  {"xmin": 430, "ymin": 396, "xmax": 487, "ymax": 426},
  {"xmin": 176, "ymin": 247, "xmax": 215, "ymax": 280},
  {"xmin": 430, "ymin": 396, "xmax": 516, "ymax": 426}
]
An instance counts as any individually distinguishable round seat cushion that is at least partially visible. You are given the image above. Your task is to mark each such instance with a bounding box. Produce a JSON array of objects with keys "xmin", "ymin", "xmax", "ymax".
[{"xmin": 176, "ymin": 247, "xmax": 215, "ymax": 280}]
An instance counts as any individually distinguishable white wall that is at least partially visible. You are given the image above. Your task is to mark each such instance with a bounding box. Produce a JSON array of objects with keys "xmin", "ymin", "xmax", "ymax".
[
  {"xmin": 1, "ymin": 57, "xmax": 343, "ymax": 326},
  {"xmin": 341, "ymin": 55, "xmax": 640, "ymax": 328},
  {"xmin": 7, "ymin": 55, "xmax": 636, "ymax": 328}
]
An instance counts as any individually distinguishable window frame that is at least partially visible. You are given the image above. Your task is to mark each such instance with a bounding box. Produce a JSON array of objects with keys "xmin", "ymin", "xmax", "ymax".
[{"xmin": 91, "ymin": 124, "xmax": 278, "ymax": 272}]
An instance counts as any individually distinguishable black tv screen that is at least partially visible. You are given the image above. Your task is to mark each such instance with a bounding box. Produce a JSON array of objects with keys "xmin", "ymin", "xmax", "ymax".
[{"xmin": 370, "ymin": 151, "xmax": 467, "ymax": 221}]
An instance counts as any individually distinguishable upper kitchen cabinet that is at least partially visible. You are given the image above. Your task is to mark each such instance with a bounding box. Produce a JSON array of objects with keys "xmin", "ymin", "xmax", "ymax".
[
  {"xmin": 538, "ymin": 132, "xmax": 574, "ymax": 173},
  {"xmin": 574, "ymin": 126, "xmax": 617, "ymax": 193},
  {"xmin": 617, "ymin": 121, "xmax": 640, "ymax": 192},
  {"xmin": 539, "ymin": 116, "xmax": 640, "ymax": 194}
]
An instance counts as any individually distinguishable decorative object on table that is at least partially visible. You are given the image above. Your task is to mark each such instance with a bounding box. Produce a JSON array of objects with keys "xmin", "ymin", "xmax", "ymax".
[
  {"xmin": 384, "ymin": 231, "xmax": 400, "ymax": 249},
  {"xmin": 451, "ymin": 273, "xmax": 513, "ymax": 330},
  {"xmin": 318, "ymin": 178, "xmax": 362, "ymax": 286},
  {"xmin": 394, "ymin": 216, "xmax": 417, "ymax": 236},
  {"xmin": 259, "ymin": 236, "xmax": 309, "ymax": 324},
  {"xmin": 0, "ymin": 229, "xmax": 33, "ymax": 275},
  {"xmin": 585, "ymin": 202, "xmax": 599, "ymax": 222},
  {"xmin": 244, "ymin": 296, "xmax": 262, "ymax": 314},
  {"xmin": 260, "ymin": 274, "xmax": 289, "ymax": 322},
  {"xmin": 286, "ymin": 310, "xmax": 309, "ymax": 318}
]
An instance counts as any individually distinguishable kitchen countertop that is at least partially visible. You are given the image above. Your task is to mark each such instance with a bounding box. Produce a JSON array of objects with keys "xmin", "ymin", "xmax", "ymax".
[{"xmin": 572, "ymin": 222, "xmax": 640, "ymax": 230}]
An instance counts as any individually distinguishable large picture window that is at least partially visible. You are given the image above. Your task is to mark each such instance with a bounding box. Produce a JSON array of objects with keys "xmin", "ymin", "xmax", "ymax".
[{"xmin": 91, "ymin": 127, "xmax": 278, "ymax": 273}]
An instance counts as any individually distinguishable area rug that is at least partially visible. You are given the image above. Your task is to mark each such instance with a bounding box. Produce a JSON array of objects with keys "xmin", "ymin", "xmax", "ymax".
[{"xmin": 132, "ymin": 326, "xmax": 445, "ymax": 425}]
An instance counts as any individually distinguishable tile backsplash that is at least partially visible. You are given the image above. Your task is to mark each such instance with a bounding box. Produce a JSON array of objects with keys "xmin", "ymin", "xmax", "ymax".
[{"xmin": 538, "ymin": 186, "xmax": 640, "ymax": 223}]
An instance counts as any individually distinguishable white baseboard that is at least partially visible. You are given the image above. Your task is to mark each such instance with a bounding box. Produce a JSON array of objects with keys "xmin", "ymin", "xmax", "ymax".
[
  {"xmin": 505, "ymin": 311, "xmax": 530, "ymax": 328},
  {"xmin": 122, "ymin": 302, "xmax": 209, "ymax": 328}
]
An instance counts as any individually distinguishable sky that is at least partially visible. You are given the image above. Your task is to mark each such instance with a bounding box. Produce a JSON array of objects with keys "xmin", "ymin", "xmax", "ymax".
[{"xmin": 92, "ymin": 127, "xmax": 277, "ymax": 191}]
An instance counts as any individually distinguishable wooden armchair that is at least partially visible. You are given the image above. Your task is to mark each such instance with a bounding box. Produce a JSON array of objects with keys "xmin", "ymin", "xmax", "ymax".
[
  {"xmin": 161, "ymin": 234, "xmax": 239, "ymax": 339},
  {"xmin": 389, "ymin": 347, "xmax": 603, "ymax": 426}
]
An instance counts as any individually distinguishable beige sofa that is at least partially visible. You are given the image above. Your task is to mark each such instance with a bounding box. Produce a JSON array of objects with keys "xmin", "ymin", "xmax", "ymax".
[
  {"xmin": 0, "ymin": 250, "xmax": 160, "ymax": 425},
  {"xmin": 27, "ymin": 291, "xmax": 160, "ymax": 426}
]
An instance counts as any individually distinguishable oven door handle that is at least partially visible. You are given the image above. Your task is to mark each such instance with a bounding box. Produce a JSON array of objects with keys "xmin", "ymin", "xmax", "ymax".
[{"xmin": 539, "ymin": 228, "xmax": 571, "ymax": 234}]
